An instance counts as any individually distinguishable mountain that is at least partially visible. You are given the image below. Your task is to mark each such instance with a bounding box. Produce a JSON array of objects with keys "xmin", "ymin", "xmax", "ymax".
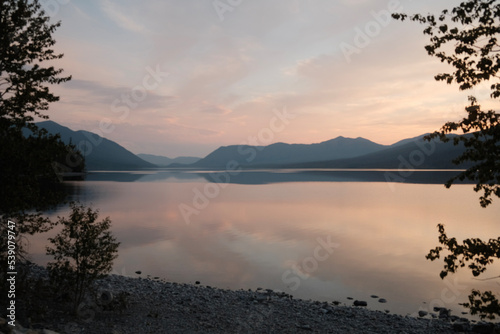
[
  {"xmin": 137, "ymin": 154, "xmax": 200, "ymax": 167},
  {"xmin": 287, "ymin": 135, "xmax": 469, "ymax": 169},
  {"xmin": 188, "ymin": 134, "xmax": 469, "ymax": 170},
  {"xmin": 30, "ymin": 121, "xmax": 471, "ymax": 171},
  {"xmin": 388, "ymin": 134, "xmax": 428, "ymax": 147},
  {"xmin": 191, "ymin": 136, "xmax": 388, "ymax": 168},
  {"xmin": 32, "ymin": 121, "xmax": 156, "ymax": 170}
]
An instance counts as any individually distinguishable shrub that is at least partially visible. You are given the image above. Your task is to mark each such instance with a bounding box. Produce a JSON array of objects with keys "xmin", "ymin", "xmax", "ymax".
[{"xmin": 46, "ymin": 202, "xmax": 120, "ymax": 312}]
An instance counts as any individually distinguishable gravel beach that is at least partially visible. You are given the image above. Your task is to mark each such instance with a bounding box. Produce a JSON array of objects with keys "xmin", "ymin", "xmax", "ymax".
[{"xmin": 5, "ymin": 265, "xmax": 492, "ymax": 334}]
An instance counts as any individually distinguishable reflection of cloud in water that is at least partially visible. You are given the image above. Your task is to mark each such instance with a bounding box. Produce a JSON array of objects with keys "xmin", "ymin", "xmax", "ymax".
[
  {"xmin": 114, "ymin": 225, "xmax": 170, "ymax": 249},
  {"xmin": 32, "ymin": 171, "xmax": 500, "ymax": 318}
]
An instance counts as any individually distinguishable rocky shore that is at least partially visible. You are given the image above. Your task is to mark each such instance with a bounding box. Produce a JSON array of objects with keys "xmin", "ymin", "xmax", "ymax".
[{"xmin": 2, "ymin": 265, "xmax": 498, "ymax": 334}]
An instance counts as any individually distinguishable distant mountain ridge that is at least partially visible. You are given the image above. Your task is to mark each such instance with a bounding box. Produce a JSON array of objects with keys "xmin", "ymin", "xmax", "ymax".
[
  {"xmin": 187, "ymin": 134, "xmax": 469, "ymax": 170},
  {"xmin": 32, "ymin": 120, "xmax": 470, "ymax": 171},
  {"xmin": 137, "ymin": 154, "xmax": 200, "ymax": 166},
  {"xmin": 287, "ymin": 135, "xmax": 470, "ymax": 169},
  {"xmin": 33, "ymin": 121, "xmax": 155, "ymax": 170},
  {"xmin": 192, "ymin": 136, "xmax": 388, "ymax": 168}
]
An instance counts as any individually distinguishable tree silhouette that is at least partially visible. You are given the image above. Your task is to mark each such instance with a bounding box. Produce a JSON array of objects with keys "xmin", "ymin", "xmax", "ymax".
[
  {"xmin": 0, "ymin": 0, "xmax": 71, "ymax": 133},
  {"xmin": 0, "ymin": 0, "xmax": 81, "ymax": 219},
  {"xmin": 394, "ymin": 0, "xmax": 500, "ymax": 319},
  {"xmin": 47, "ymin": 203, "xmax": 120, "ymax": 313},
  {"xmin": 0, "ymin": 0, "xmax": 83, "ymax": 317}
]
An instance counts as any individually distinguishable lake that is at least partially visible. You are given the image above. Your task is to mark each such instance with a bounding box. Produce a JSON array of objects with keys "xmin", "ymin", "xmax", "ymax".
[{"xmin": 29, "ymin": 169, "xmax": 500, "ymax": 319}]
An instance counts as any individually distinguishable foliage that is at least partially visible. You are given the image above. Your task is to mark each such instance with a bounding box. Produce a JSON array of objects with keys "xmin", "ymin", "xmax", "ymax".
[
  {"xmin": 0, "ymin": 0, "xmax": 81, "ymax": 313},
  {"xmin": 426, "ymin": 224, "xmax": 500, "ymax": 319},
  {"xmin": 0, "ymin": 0, "xmax": 80, "ymax": 207},
  {"xmin": 0, "ymin": 0, "xmax": 81, "ymax": 216},
  {"xmin": 0, "ymin": 0, "xmax": 71, "ymax": 133},
  {"xmin": 46, "ymin": 202, "xmax": 120, "ymax": 312},
  {"xmin": 427, "ymin": 224, "xmax": 500, "ymax": 279},
  {"xmin": 425, "ymin": 97, "xmax": 499, "ymax": 207},
  {"xmin": 0, "ymin": 0, "xmax": 82, "ymax": 270},
  {"xmin": 392, "ymin": 0, "xmax": 500, "ymax": 98},
  {"xmin": 394, "ymin": 0, "xmax": 500, "ymax": 320},
  {"xmin": 0, "ymin": 129, "xmax": 84, "ymax": 216},
  {"xmin": 394, "ymin": 0, "xmax": 500, "ymax": 207},
  {"xmin": 0, "ymin": 1, "xmax": 94, "ymax": 324},
  {"xmin": 466, "ymin": 290, "xmax": 500, "ymax": 319}
]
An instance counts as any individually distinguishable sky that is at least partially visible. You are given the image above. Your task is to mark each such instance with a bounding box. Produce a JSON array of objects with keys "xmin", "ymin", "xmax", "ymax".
[{"xmin": 41, "ymin": 0, "xmax": 495, "ymax": 158}]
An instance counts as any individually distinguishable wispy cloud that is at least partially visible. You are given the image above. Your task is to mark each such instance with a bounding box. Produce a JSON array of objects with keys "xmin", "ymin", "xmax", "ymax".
[
  {"xmin": 199, "ymin": 102, "xmax": 232, "ymax": 115},
  {"xmin": 100, "ymin": 0, "xmax": 149, "ymax": 33},
  {"xmin": 45, "ymin": 0, "xmax": 476, "ymax": 157},
  {"xmin": 61, "ymin": 79, "xmax": 175, "ymax": 110}
]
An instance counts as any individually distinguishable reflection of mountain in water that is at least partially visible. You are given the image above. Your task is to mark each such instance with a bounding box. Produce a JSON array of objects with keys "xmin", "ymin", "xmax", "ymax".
[
  {"xmin": 81, "ymin": 169, "xmax": 472, "ymax": 185},
  {"xmin": 84, "ymin": 171, "xmax": 204, "ymax": 182},
  {"xmin": 199, "ymin": 170, "xmax": 471, "ymax": 185}
]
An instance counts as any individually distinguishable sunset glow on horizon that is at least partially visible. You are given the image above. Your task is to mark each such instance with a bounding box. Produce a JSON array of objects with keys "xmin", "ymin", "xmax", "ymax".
[{"xmin": 42, "ymin": 0, "xmax": 494, "ymax": 158}]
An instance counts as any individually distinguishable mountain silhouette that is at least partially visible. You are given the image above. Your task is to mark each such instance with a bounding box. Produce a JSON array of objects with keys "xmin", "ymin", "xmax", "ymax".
[
  {"xmin": 186, "ymin": 134, "xmax": 469, "ymax": 170},
  {"xmin": 192, "ymin": 136, "xmax": 387, "ymax": 168},
  {"xmin": 33, "ymin": 121, "xmax": 155, "ymax": 170},
  {"xmin": 31, "ymin": 121, "xmax": 470, "ymax": 171},
  {"xmin": 287, "ymin": 135, "xmax": 469, "ymax": 169},
  {"xmin": 137, "ymin": 154, "xmax": 200, "ymax": 166}
]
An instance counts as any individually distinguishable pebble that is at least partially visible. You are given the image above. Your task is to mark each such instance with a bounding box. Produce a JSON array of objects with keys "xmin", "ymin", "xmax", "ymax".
[
  {"xmin": 296, "ymin": 324, "xmax": 312, "ymax": 331},
  {"xmin": 15, "ymin": 264, "xmax": 486, "ymax": 334},
  {"xmin": 1, "ymin": 321, "xmax": 60, "ymax": 334},
  {"xmin": 418, "ymin": 310, "xmax": 428, "ymax": 317},
  {"xmin": 452, "ymin": 322, "xmax": 469, "ymax": 332},
  {"xmin": 472, "ymin": 322, "xmax": 495, "ymax": 333},
  {"xmin": 439, "ymin": 308, "xmax": 450, "ymax": 319},
  {"xmin": 253, "ymin": 294, "xmax": 268, "ymax": 303}
]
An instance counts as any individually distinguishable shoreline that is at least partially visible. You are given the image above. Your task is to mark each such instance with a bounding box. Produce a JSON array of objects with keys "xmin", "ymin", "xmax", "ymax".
[{"xmin": 5, "ymin": 265, "xmax": 494, "ymax": 333}]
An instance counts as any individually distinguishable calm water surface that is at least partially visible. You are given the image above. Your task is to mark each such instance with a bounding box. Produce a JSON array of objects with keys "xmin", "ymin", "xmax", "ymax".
[{"xmin": 30, "ymin": 169, "xmax": 500, "ymax": 318}]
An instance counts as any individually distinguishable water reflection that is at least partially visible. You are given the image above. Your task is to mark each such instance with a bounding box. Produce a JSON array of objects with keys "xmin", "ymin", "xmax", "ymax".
[
  {"xmin": 30, "ymin": 170, "xmax": 499, "ymax": 318},
  {"xmin": 85, "ymin": 169, "xmax": 470, "ymax": 185}
]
